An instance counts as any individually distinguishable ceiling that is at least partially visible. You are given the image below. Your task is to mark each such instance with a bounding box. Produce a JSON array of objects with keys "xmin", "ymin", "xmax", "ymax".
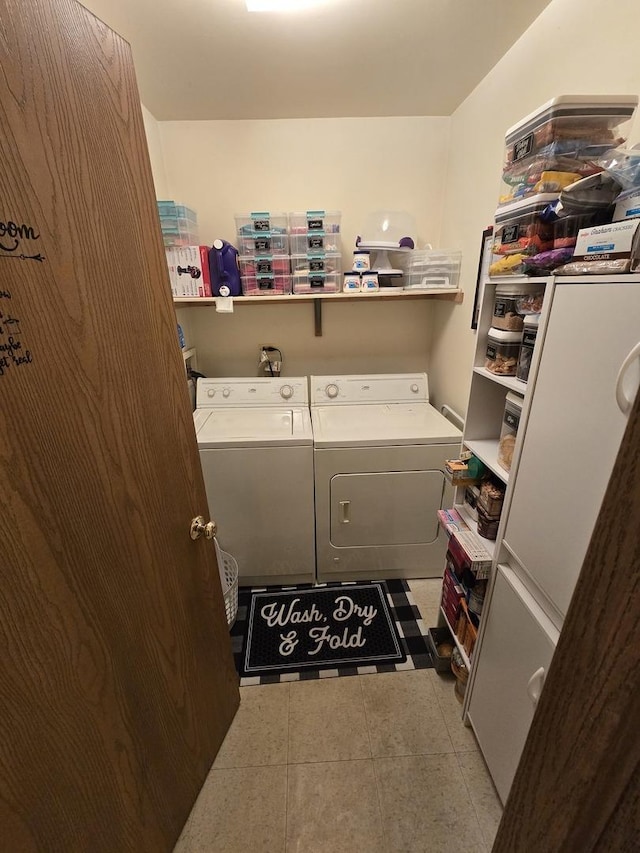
[{"xmin": 80, "ymin": 0, "xmax": 552, "ymax": 121}]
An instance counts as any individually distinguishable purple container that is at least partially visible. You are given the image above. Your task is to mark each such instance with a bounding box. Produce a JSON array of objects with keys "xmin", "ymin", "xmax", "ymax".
[{"xmin": 209, "ymin": 239, "xmax": 241, "ymax": 296}]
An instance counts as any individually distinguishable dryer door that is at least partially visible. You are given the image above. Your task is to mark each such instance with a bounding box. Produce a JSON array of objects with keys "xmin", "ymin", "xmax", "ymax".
[{"xmin": 330, "ymin": 470, "xmax": 444, "ymax": 547}]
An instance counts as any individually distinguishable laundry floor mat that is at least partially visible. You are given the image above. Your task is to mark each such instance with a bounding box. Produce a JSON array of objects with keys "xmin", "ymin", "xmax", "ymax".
[{"xmin": 231, "ymin": 579, "xmax": 434, "ymax": 685}]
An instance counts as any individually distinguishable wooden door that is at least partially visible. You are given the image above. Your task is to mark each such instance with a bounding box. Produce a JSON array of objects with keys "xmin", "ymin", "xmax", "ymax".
[{"xmin": 0, "ymin": 2, "xmax": 239, "ymax": 851}]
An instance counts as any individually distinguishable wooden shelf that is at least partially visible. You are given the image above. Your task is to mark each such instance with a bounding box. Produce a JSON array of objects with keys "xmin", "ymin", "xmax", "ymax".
[
  {"xmin": 440, "ymin": 606, "xmax": 471, "ymax": 670},
  {"xmin": 173, "ymin": 288, "xmax": 463, "ymax": 306},
  {"xmin": 463, "ymin": 439, "xmax": 509, "ymax": 484},
  {"xmin": 472, "ymin": 366, "xmax": 526, "ymax": 395}
]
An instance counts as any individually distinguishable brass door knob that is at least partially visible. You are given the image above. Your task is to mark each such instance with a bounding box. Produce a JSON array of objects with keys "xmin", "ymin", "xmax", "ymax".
[{"xmin": 190, "ymin": 516, "xmax": 217, "ymax": 540}]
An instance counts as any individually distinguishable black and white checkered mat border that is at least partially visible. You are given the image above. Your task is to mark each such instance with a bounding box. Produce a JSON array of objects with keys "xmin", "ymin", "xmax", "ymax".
[{"xmin": 231, "ymin": 579, "xmax": 434, "ymax": 686}]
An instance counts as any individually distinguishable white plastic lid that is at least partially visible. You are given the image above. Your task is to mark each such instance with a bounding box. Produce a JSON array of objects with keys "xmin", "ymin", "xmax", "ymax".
[
  {"xmin": 504, "ymin": 95, "xmax": 638, "ymax": 143},
  {"xmin": 494, "ymin": 194, "xmax": 559, "ymax": 223},
  {"xmin": 505, "ymin": 390, "xmax": 525, "ymax": 410},
  {"xmin": 488, "ymin": 327, "xmax": 523, "ymax": 343},
  {"xmin": 495, "ymin": 282, "xmax": 545, "ymax": 296},
  {"xmin": 523, "ymin": 314, "xmax": 541, "ymax": 327}
]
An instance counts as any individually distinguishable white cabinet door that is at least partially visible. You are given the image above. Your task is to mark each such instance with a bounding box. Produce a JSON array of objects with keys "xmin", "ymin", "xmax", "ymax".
[
  {"xmin": 467, "ymin": 566, "xmax": 558, "ymax": 804},
  {"xmin": 503, "ymin": 282, "xmax": 640, "ymax": 618}
]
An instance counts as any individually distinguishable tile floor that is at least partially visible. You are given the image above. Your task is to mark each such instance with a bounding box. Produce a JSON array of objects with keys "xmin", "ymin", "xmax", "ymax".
[{"xmin": 174, "ymin": 579, "xmax": 503, "ymax": 853}]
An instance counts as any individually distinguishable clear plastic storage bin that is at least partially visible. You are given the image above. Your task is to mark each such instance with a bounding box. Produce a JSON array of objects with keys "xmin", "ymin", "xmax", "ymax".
[
  {"xmin": 497, "ymin": 391, "xmax": 524, "ymax": 473},
  {"xmin": 401, "ymin": 249, "xmax": 461, "ymax": 290},
  {"xmin": 292, "ymin": 271, "xmax": 340, "ymax": 294},
  {"xmin": 288, "ymin": 210, "xmax": 341, "ymax": 235},
  {"xmin": 289, "ymin": 231, "xmax": 341, "ymax": 254},
  {"xmin": 235, "ymin": 211, "xmax": 288, "ymax": 239},
  {"xmin": 237, "ymin": 231, "xmax": 289, "ymax": 256},
  {"xmin": 290, "ymin": 253, "xmax": 342, "ymax": 275},
  {"xmin": 242, "ymin": 275, "xmax": 292, "ymax": 297},
  {"xmin": 485, "ymin": 328, "xmax": 522, "ymax": 376},
  {"xmin": 499, "ymin": 95, "xmax": 638, "ymax": 205},
  {"xmin": 492, "ymin": 282, "xmax": 544, "ymax": 331},
  {"xmin": 239, "ymin": 256, "xmax": 291, "ymax": 278},
  {"xmin": 490, "ymin": 194, "xmax": 556, "ymax": 276}
]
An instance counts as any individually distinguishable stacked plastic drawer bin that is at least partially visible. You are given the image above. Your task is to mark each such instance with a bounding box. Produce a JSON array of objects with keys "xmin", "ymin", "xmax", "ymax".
[
  {"xmin": 491, "ymin": 95, "xmax": 637, "ymax": 277},
  {"xmin": 157, "ymin": 201, "xmax": 199, "ymax": 248},
  {"xmin": 289, "ymin": 210, "xmax": 342, "ymax": 294},
  {"xmin": 235, "ymin": 211, "xmax": 291, "ymax": 296}
]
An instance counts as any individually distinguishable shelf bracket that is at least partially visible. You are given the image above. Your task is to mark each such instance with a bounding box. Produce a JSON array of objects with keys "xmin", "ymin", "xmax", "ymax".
[{"xmin": 314, "ymin": 299, "xmax": 323, "ymax": 336}]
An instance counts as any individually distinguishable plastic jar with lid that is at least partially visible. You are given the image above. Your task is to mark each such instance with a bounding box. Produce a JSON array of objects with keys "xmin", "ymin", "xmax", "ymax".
[
  {"xmin": 485, "ymin": 328, "xmax": 522, "ymax": 376},
  {"xmin": 498, "ymin": 391, "xmax": 524, "ymax": 472},
  {"xmin": 477, "ymin": 505, "xmax": 500, "ymax": 540},
  {"xmin": 492, "ymin": 282, "xmax": 545, "ymax": 331},
  {"xmin": 516, "ymin": 314, "xmax": 540, "ymax": 383}
]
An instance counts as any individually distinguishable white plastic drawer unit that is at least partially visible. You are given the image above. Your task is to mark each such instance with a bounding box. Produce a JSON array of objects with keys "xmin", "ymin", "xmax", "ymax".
[
  {"xmin": 467, "ymin": 565, "xmax": 559, "ymax": 804},
  {"xmin": 503, "ymin": 281, "xmax": 640, "ymax": 618}
]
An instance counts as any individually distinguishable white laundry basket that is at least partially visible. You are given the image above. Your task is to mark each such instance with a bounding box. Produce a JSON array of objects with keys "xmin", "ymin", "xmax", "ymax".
[{"xmin": 214, "ymin": 538, "xmax": 239, "ymax": 629}]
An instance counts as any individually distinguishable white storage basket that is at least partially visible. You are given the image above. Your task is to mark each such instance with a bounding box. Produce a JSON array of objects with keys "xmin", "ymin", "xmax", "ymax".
[{"xmin": 214, "ymin": 538, "xmax": 239, "ymax": 629}]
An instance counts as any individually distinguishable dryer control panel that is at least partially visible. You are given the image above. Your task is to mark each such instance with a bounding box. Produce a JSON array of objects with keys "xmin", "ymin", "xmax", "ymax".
[
  {"xmin": 310, "ymin": 373, "xmax": 429, "ymax": 405},
  {"xmin": 196, "ymin": 377, "xmax": 309, "ymax": 407}
]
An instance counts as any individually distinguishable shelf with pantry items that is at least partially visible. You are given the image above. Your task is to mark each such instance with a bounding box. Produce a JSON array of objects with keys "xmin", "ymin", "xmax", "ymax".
[{"xmin": 439, "ymin": 606, "xmax": 471, "ymax": 670}]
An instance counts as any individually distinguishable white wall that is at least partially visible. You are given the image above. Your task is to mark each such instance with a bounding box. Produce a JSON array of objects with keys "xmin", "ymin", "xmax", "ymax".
[
  {"xmin": 429, "ymin": 0, "xmax": 640, "ymax": 415},
  {"xmin": 141, "ymin": 104, "xmax": 169, "ymax": 199},
  {"xmin": 160, "ymin": 117, "xmax": 450, "ymax": 381}
]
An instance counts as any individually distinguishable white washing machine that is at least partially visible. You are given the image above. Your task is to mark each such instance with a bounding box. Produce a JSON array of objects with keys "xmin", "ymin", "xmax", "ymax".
[
  {"xmin": 310, "ymin": 373, "xmax": 462, "ymax": 581},
  {"xmin": 194, "ymin": 377, "xmax": 315, "ymax": 586}
]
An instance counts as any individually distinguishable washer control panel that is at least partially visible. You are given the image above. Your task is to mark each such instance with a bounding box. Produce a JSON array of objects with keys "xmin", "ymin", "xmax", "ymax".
[
  {"xmin": 196, "ymin": 377, "xmax": 309, "ymax": 408},
  {"xmin": 310, "ymin": 374, "xmax": 429, "ymax": 405}
]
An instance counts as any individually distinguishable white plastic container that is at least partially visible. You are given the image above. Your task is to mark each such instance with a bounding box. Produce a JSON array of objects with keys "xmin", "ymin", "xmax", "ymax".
[
  {"xmin": 343, "ymin": 272, "xmax": 361, "ymax": 292},
  {"xmin": 361, "ymin": 271, "xmax": 379, "ymax": 291},
  {"xmin": 353, "ymin": 251, "xmax": 371, "ymax": 271},
  {"xmin": 485, "ymin": 328, "xmax": 522, "ymax": 376},
  {"xmin": 498, "ymin": 391, "xmax": 524, "ymax": 473}
]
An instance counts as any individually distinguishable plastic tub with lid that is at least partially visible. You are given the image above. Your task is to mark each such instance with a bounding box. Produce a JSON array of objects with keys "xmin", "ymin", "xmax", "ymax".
[
  {"xmin": 235, "ymin": 211, "xmax": 289, "ymax": 237},
  {"xmin": 493, "ymin": 194, "xmax": 556, "ymax": 253},
  {"xmin": 516, "ymin": 314, "xmax": 541, "ymax": 384},
  {"xmin": 290, "ymin": 231, "xmax": 341, "ymax": 255},
  {"xmin": 241, "ymin": 274, "xmax": 292, "ymax": 297},
  {"xmin": 499, "ymin": 95, "xmax": 638, "ymax": 205},
  {"xmin": 288, "ymin": 210, "xmax": 341, "ymax": 234},
  {"xmin": 290, "ymin": 253, "xmax": 342, "ymax": 275},
  {"xmin": 485, "ymin": 328, "xmax": 522, "ymax": 376},
  {"xmin": 492, "ymin": 282, "xmax": 545, "ymax": 331},
  {"xmin": 498, "ymin": 391, "xmax": 524, "ymax": 473},
  {"xmin": 292, "ymin": 271, "xmax": 340, "ymax": 294},
  {"xmin": 239, "ymin": 256, "xmax": 291, "ymax": 278}
]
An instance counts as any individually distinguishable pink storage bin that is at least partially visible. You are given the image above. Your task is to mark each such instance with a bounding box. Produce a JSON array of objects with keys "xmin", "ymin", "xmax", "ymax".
[
  {"xmin": 242, "ymin": 275, "xmax": 292, "ymax": 297},
  {"xmin": 239, "ymin": 256, "xmax": 291, "ymax": 277}
]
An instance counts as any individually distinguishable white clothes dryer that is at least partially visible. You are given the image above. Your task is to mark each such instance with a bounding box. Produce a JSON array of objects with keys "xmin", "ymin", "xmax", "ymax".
[
  {"xmin": 194, "ymin": 377, "xmax": 315, "ymax": 586},
  {"xmin": 310, "ymin": 373, "xmax": 462, "ymax": 582}
]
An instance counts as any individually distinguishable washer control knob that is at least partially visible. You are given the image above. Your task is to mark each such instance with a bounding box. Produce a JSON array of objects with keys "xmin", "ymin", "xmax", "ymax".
[
  {"xmin": 326, "ymin": 383, "xmax": 339, "ymax": 399},
  {"xmin": 207, "ymin": 389, "xmax": 215, "ymax": 398},
  {"xmin": 222, "ymin": 388, "xmax": 231, "ymax": 398},
  {"xmin": 410, "ymin": 383, "xmax": 419, "ymax": 393},
  {"xmin": 280, "ymin": 384, "xmax": 294, "ymax": 399}
]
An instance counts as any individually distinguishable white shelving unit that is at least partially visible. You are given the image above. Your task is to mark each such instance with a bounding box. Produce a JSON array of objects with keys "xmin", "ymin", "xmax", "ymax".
[
  {"xmin": 440, "ymin": 605, "xmax": 471, "ymax": 670},
  {"xmin": 454, "ymin": 272, "xmax": 640, "ymax": 806}
]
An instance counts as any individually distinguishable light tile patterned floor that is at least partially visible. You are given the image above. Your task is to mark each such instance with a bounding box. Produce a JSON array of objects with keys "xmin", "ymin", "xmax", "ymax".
[{"xmin": 174, "ymin": 579, "xmax": 503, "ymax": 853}]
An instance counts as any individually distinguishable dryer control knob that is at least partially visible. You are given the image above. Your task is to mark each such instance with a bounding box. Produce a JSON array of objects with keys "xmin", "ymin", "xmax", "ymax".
[
  {"xmin": 325, "ymin": 383, "xmax": 339, "ymax": 399},
  {"xmin": 280, "ymin": 384, "xmax": 294, "ymax": 399},
  {"xmin": 222, "ymin": 388, "xmax": 231, "ymax": 398},
  {"xmin": 207, "ymin": 389, "xmax": 215, "ymax": 398},
  {"xmin": 410, "ymin": 384, "xmax": 419, "ymax": 393}
]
